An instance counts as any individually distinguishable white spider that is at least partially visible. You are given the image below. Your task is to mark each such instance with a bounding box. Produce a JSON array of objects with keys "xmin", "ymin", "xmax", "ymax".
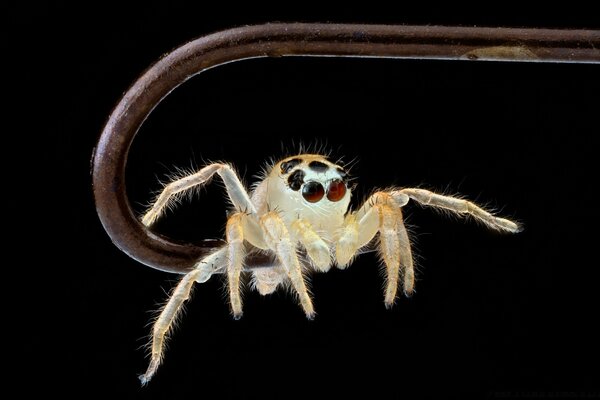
[{"xmin": 138, "ymin": 153, "xmax": 521, "ymax": 384}]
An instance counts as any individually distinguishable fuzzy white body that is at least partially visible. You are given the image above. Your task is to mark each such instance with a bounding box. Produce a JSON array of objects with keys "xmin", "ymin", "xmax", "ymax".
[{"xmin": 138, "ymin": 153, "xmax": 521, "ymax": 384}]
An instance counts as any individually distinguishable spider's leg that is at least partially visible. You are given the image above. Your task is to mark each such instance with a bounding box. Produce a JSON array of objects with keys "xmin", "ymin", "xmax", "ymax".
[
  {"xmin": 139, "ymin": 247, "xmax": 227, "ymax": 385},
  {"xmin": 226, "ymin": 212, "xmax": 273, "ymax": 317},
  {"xmin": 371, "ymin": 195, "xmax": 413, "ymax": 308},
  {"xmin": 397, "ymin": 188, "xmax": 521, "ymax": 233},
  {"xmin": 336, "ymin": 191, "xmax": 409, "ymax": 268},
  {"xmin": 142, "ymin": 163, "xmax": 256, "ymax": 226},
  {"xmin": 336, "ymin": 192, "xmax": 413, "ymax": 307},
  {"xmin": 226, "ymin": 213, "xmax": 246, "ymax": 319},
  {"xmin": 260, "ymin": 211, "xmax": 315, "ymax": 319},
  {"xmin": 291, "ymin": 218, "xmax": 331, "ymax": 272},
  {"xmin": 396, "ymin": 210, "xmax": 415, "ymax": 295}
]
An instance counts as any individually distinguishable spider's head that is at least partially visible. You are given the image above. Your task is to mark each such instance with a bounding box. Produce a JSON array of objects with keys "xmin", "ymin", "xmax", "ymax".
[{"xmin": 266, "ymin": 154, "xmax": 351, "ymax": 228}]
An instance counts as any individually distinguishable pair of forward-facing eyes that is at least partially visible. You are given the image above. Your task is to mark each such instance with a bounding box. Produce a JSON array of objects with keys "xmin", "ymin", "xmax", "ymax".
[{"xmin": 298, "ymin": 179, "xmax": 347, "ymax": 203}]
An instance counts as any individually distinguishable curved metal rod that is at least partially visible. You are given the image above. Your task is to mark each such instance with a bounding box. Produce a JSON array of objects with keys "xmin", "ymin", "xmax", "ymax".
[{"xmin": 92, "ymin": 23, "xmax": 600, "ymax": 274}]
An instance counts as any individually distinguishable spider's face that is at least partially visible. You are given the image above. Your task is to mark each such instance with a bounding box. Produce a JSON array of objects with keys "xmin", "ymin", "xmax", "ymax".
[{"xmin": 266, "ymin": 154, "xmax": 351, "ymax": 231}]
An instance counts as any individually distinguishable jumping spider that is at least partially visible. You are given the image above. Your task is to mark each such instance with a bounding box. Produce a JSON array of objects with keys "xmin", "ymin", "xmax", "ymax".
[{"xmin": 139, "ymin": 153, "xmax": 520, "ymax": 384}]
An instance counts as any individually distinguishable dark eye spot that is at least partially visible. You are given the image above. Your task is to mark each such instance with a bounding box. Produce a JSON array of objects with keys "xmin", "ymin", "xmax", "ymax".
[
  {"xmin": 302, "ymin": 181, "xmax": 325, "ymax": 203},
  {"xmin": 336, "ymin": 167, "xmax": 347, "ymax": 179},
  {"xmin": 308, "ymin": 161, "xmax": 329, "ymax": 172},
  {"xmin": 280, "ymin": 158, "xmax": 302, "ymax": 174},
  {"xmin": 287, "ymin": 170, "xmax": 305, "ymax": 191},
  {"xmin": 327, "ymin": 179, "xmax": 347, "ymax": 202}
]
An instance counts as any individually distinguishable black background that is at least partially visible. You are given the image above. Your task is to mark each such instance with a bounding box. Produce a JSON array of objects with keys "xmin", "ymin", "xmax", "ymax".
[{"xmin": 21, "ymin": 3, "xmax": 600, "ymax": 398}]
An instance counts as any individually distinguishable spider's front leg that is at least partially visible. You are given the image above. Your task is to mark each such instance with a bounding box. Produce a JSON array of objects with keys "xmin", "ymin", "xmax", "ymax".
[
  {"xmin": 141, "ymin": 163, "xmax": 256, "ymax": 226},
  {"xmin": 336, "ymin": 192, "xmax": 414, "ymax": 307}
]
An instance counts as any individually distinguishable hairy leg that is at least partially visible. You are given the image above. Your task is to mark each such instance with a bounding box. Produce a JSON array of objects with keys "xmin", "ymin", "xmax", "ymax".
[
  {"xmin": 226, "ymin": 213, "xmax": 246, "ymax": 319},
  {"xmin": 142, "ymin": 163, "xmax": 256, "ymax": 226},
  {"xmin": 139, "ymin": 248, "xmax": 225, "ymax": 385},
  {"xmin": 397, "ymin": 188, "xmax": 521, "ymax": 232},
  {"xmin": 377, "ymin": 200, "xmax": 403, "ymax": 307},
  {"xmin": 336, "ymin": 191, "xmax": 410, "ymax": 266},
  {"xmin": 396, "ymin": 208, "xmax": 414, "ymax": 295},
  {"xmin": 336, "ymin": 192, "xmax": 414, "ymax": 306}
]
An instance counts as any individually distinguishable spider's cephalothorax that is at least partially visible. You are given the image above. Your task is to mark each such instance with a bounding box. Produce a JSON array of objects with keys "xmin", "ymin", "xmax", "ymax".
[
  {"xmin": 139, "ymin": 153, "xmax": 521, "ymax": 384},
  {"xmin": 258, "ymin": 155, "xmax": 351, "ymax": 235}
]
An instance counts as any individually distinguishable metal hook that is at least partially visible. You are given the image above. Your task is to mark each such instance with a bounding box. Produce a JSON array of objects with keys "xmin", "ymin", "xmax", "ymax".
[{"xmin": 91, "ymin": 23, "xmax": 600, "ymax": 274}]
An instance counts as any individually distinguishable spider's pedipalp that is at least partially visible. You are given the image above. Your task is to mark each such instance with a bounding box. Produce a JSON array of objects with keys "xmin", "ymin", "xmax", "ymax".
[
  {"xmin": 260, "ymin": 211, "xmax": 315, "ymax": 319},
  {"xmin": 335, "ymin": 213, "xmax": 358, "ymax": 268},
  {"xmin": 291, "ymin": 218, "xmax": 331, "ymax": 271}
]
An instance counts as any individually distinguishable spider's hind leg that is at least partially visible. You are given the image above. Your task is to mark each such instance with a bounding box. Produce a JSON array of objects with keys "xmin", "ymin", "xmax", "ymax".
[{"xmin": 139, "ymin": 248, "xmax": 227, "ymax": 385}]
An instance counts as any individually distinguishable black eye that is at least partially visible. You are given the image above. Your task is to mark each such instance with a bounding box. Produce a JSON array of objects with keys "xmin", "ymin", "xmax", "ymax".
[
  {"xmin": 302, "ymin": 181, "xmax": 325, "ymax": 203},
  {"xmin": 326, "ymin": 179, "xmax": 347, "ymax": 202},
  {"xmin": 280, "ymin": 158, "xmax": 302, "ymax": 174},
  {"xmin": 287, "ymin": 170, "xmax": 305, "ymax": 191}
]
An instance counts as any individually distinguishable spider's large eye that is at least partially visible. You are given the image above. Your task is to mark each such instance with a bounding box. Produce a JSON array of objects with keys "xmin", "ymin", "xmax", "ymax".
[
  {"xmin": 302, "ymin": 181, "xmax": 325, "ymax": 203},
  {"xmin": 326, "ymin": 179, "xmax": 347, "ymax": 202}
]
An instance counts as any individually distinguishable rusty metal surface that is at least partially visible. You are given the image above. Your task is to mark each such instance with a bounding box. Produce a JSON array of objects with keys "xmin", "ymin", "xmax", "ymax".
[{"xmin": 91, "ymin": 23, "xmax": 600, "ymax": 274}]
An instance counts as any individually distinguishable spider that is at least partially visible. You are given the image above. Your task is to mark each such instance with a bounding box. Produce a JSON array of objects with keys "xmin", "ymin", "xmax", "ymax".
[{"xmin": 138, "ymin": 153, "xmax": 521, "ymax": 384}]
